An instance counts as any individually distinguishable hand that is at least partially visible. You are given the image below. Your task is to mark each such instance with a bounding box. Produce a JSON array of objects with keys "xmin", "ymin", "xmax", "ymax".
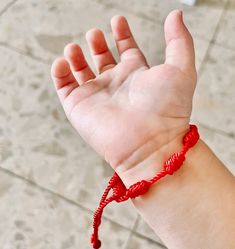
[{"xmin": 51, "ymin": 10, "xmax": 197, "ymax": 183}]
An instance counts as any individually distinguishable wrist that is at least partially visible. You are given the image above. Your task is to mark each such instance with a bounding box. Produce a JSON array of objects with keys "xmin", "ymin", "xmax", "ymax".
[{"xmin": 116, "ymin": 124, "xmax": 190, "ymax": 187}]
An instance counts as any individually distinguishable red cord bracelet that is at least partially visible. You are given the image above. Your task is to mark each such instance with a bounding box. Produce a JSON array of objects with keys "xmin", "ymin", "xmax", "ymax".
[{"xmin": 91, "ymin": 124, "xmax": 200, "ymax": 249}]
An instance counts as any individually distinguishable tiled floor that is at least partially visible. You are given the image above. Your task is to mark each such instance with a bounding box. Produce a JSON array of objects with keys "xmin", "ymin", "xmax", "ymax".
[{"xmin": 0, "ymin": 0, "xmax": 234, "ymax": 248}]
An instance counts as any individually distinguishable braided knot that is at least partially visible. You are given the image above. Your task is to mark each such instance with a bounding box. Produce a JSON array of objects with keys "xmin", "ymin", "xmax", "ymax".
[
  {"xmin": 91, "ymin": 234, "xmax": 101, "ymax": 249},
  {"xmin": 126, "ymin": 180, "xmax": 150, "ymax": 199},
  {"xmin": 164, "ymin": 152, "xmax": 185, "ymax": 175},
  {"xmin": 112, "ymin": 183, "xmax": 126, "ymax": 197},
  {"xmin": 183, "ymin": 125, "xmax": 199, "ymax": 148}
]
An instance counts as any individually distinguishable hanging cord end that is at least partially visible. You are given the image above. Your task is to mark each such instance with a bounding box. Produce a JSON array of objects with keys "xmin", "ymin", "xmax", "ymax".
[{"xmin": 91, "ymin": 233, "xmax": 101, "ymax": 249}]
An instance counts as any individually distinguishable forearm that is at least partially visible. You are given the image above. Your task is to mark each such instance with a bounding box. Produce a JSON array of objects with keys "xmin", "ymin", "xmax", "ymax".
[{"xmin": 118, "ymin": 137, "xmax": 235, "ymax": 249}]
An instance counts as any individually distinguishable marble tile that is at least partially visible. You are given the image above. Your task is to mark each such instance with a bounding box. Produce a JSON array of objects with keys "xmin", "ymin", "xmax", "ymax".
[
  {"xmin": 99, "ymin": 0, "xmax": 227, "ymax": 41},
  {"xmin": 214, "ymin": 0, "xmax": 235, "ymax": 50},
  {"xmin": 192, "ymin": 44, "xmax": 235, "ymax": 136},
  {"xmin": 124, "ymin": 233, "xmax": 166, "ymax": 249},
  {"xmin": 0, "ymin": 169, "xmax": 130, "ymax": 249},
  {"xmin": 0, "ymin": 46, "xmax": 138, "ymax": 229},
  {"xmin": 134, "ymin": 216, "xmax": 163, "ymax": 244}
]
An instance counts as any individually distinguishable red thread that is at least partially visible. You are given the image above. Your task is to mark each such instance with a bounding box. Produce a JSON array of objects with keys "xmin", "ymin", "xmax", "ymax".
[{"xmin": 90, "ymin": 124, "xmax": 199, "ymax": 249}]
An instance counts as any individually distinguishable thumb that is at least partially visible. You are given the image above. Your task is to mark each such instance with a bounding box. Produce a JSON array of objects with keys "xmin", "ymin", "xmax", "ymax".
[{"xmin": 164, "ymin": 10, "xmax": 196, "ymax": 79}]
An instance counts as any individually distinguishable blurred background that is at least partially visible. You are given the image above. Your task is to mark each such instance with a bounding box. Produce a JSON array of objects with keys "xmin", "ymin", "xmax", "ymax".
[{"xmin": 0, "ymin": 0, "xmax": 235, "ymax": 248}]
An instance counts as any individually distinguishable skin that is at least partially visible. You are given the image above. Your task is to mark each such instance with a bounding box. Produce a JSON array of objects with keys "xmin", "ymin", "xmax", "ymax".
[{"xmin": 51, "ymin": 10, "xmax": 235, "ymax": 249}]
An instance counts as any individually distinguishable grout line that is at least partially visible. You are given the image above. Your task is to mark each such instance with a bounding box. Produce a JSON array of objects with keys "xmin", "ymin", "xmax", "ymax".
[
  {"xmin": 0, "ymin": 166, "xmax": 132, "ymax": 231},
  {"xmin": 210, "ymin": 0, "xmax": 230, "ymax": 45},
  {"xmin": 211, "ymin": 40, "xmax": 235, "ymax": 52},
  {"xmin": 123, "ymin": 214, "xmax": 167, "ymax": 249},
  {"xmin": 0, "ymin": 42, "xmax": 51, "ymax": 65},
  {"xmin": 132, "ymin": 229, "xmax": 168, "ymax": 249},
  {"xmin": 197, "ymin": 0, "xmax": 229, "ymax": 77},
  {"xmin": 204, "ymin": 0, "xmax": 233, "ymax": 52},
  {"xmin": 0, "ymin": 166, "xmax": 93, "ymax": 212},
  {"xmin": 122, "ymin": 217, "xmax": 139, "ymax": 249},
  {"xmin": 121, "ymin": 229, "xmax": 134, "ymax": 249},
  {"xmin": 131, "ymin": 214, "xmax": 140, "ymax": 232},
  {"xmin": 0, "ymin": 0, "xmax": 18, "ymax": 17}
]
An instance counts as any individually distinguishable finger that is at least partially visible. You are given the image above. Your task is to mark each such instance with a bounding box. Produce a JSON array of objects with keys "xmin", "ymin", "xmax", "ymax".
[
  {"xmin": 164, "ymin": 10, "xmax": 196, "ymax": 78},
  {"xmin": 51, "ymin": 57, "xmax": 79, "ymax": 102},
  {"xmin": 86, "ymin": 29, "xmax": 116, "ymax": 73},
  {"xmin": 64, "ymin": 43, "xmax": 96, "ymax": 85},
  {"xmin": 111, "ymin": 15, "xmax": 147, "ymax": 65}
]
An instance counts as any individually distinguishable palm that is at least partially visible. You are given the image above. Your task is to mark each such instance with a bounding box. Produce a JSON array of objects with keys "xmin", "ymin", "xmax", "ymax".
[{"xmin": 51, "ymin": 12, "xmax": 196, "ymax": 170}]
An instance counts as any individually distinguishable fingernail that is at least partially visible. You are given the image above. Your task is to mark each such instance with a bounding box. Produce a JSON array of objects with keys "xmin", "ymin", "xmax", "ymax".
[
  {"xmin": 179, "ymin": 10, "xmax": 183, "ymax": 20},
  {"xmin": 179, "ymin": 10, "xmax": 185, "ymax": 25}
]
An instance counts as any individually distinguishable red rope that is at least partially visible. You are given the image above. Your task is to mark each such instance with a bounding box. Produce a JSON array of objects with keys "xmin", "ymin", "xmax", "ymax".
[{"xmin": 90, "ymin": 124, "xmax": 200, "ymax": 249}]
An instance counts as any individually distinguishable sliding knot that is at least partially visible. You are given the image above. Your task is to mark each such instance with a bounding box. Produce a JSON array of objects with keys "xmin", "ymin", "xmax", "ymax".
[
  {"xmin": 112, "ymin": 175, "xmax": 126, "ymax": 197},
  {"xmin": 164, "ymin": 152, "xmax": 185, "ymax": 175},
  {"xmin": 183, "ymin": 125, "xmax": 199, "ymax": 148},
  {"xmin": 126, "ymin": 180, "xmax": 150, "ymax": 198}
]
